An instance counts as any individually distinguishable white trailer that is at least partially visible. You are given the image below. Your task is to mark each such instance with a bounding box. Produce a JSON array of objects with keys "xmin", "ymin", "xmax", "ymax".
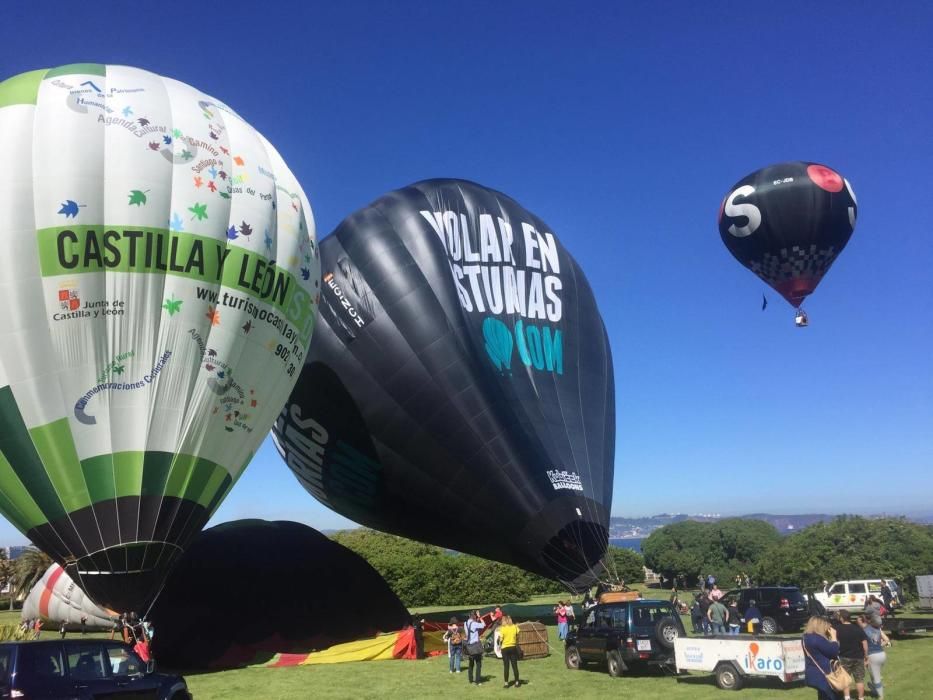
[
  {"xmin": 918, "ymin": 575, "xmax": 933, "ymax": 610},
  {"xmin": 674, "ymin": 636, "xmax": 805, "ymax": 691}
]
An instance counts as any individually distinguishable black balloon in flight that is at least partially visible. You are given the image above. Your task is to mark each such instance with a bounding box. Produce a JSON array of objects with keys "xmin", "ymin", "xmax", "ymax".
[
  {"xmin": 718, "ymin": 161, "xmax": 857, "ymax": 308},
  {"xmin": 273, "ymin": 179, "xmax": 615, "ymax": 590}
]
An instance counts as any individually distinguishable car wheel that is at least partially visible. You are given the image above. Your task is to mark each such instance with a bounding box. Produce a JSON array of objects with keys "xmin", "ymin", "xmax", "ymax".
[
  {"xmin": 715, "ymin": 662, "xmax": 744, "ymax": 690},
  {"xmin": 565, "ymin": 645, "xmax": 582, "ymax": 670},
  {"xmin": 761, "ymin": 617, "xmax": 778, "ymax": 635},
  {"xmin": 606, "ymin": 650, "xmax": 624, "ymax": 677},
  {"xmin": 655, "ymin": 616, "xmax": 680, "ymax": 649}
]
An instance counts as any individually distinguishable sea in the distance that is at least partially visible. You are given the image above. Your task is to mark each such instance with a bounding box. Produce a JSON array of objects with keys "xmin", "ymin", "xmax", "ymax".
[{"xmin": 610, "ymin": 538, "xmax": 643, "ymax": 552}]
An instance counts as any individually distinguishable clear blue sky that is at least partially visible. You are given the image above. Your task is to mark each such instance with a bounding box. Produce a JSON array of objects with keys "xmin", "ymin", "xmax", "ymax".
[{"xmin": 2, "ymin": 1, "xmax": 931, "ymax": 543}]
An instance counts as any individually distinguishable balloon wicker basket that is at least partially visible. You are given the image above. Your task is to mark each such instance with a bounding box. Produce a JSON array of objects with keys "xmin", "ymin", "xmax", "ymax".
[{"xmin": 516, "ymin": 622, "xmax": 549, "ymax": 659}]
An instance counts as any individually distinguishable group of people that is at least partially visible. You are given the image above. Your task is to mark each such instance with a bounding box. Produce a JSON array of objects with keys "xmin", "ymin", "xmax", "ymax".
[
  {"xmin": 19, "ymin": 617, "xmax": 43, "ymax": 639},
  {"xmin": 690, "ymin": 590, "xmax": 758, "ymax": 635},
  {"xmin": 442, "ymin": 607, "xmax": 523, "ymax": 688},
  {"xmin": 803, "ymin": 610, "xmax": 891, "ymax": 700}
]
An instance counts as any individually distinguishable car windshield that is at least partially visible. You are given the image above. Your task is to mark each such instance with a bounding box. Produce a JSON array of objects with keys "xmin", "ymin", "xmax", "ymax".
[{"xmin": 631, "ymin": 604, "xmax": 674, "ymax": 629}]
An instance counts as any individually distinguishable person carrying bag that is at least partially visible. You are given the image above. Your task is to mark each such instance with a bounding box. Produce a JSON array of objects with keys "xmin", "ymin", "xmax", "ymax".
[
  {"xmin": 803, "ymin": 616, "xmax": 849, "ymax": 699},
  {"xmin": 463, "ymin": 610, "xmax": 486, "ymax": 686}
]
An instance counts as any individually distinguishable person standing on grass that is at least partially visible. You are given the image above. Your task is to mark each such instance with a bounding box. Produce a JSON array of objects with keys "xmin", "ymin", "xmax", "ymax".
[
  {"xmin": 698, "ymin": 592, "xmax": 712, "ymax": 635},
  {"xmin": 554, "ymin": 602, "xmax": 569, "ymax": 641},
  {"xmin": 443, "ymin": 616, "xmax": 463, "ymax": 674},
  {"xmin": 744, "ymin": 599, "xmax": 762, "ymax": 635},
  {"xmin": 857, "ymin": 614, "xmax": 889, "ymax": 699},
  {"xmin": 499, "ymin": 615, "xmax": 521, "ymax": 688},
  {"xmin": 690, "ymin": 596, "xmax": 704, "ymax": 633},
  {"xmin": 464, "ymin": 610, "xmax": 486, "ymax": 686},
  {"xmin": 832, "ymin": 610, "xmax": 867, "ymax": 700},
  {"xmin": 727, "ymin": 599, "xmax": 742, "ymax": 635},
  {"xmin": 707, "ymin": 597, "xmax": 728, "ymax": 635},
  {"xmin": 709, "ymin": 584, "xmax": 723, "ymax": 601},
  {"xmin": 803, "ymin": 616, "xmax": 841, "ymax": 700}
]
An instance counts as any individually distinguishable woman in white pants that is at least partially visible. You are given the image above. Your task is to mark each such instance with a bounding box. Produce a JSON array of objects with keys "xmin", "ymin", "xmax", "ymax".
[{"xmin": 858, "ymin": 614, "xmax": 890, "ymax": 698}]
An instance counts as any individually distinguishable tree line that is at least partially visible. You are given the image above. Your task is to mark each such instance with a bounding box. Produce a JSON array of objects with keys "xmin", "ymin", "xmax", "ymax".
[
  {"xmin": 641, "ymin": 516, "xmax": 933, "ymax": 597},
  {"xmin": 332, "ymin": 529, "xmax": 645, "ymax": 607}
]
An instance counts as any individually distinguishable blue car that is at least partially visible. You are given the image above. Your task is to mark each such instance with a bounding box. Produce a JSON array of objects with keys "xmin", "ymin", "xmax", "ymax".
[{"xmin": 0, "ymin": 639, "xmax": 190, "ymax": 699}]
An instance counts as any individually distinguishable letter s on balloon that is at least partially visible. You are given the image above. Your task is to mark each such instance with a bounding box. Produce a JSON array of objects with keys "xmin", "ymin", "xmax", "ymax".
[{"xmin": 724, "ymin": 185, "xmax": 762, "ymax": 238}]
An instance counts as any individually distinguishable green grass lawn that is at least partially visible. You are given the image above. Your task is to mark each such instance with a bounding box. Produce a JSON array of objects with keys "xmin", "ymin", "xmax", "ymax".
[
  {"xmin": 2, "ymin": 606, "xmax": 929, "ymax": 698},
  {"xmin": 179, "ymin": 624, "xmax": 932, "ymax": 700}
]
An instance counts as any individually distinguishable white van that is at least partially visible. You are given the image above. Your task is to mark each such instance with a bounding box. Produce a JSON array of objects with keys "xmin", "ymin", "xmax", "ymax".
[{"xmin": 813, "ymin": 579, "xmax": 897, "ymax": 612}]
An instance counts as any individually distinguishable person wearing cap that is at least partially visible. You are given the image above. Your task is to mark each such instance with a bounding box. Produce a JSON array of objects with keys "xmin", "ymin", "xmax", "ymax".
[{"xmin": 443, "ymin": 616, "xmax": 463, "ymax": 674}]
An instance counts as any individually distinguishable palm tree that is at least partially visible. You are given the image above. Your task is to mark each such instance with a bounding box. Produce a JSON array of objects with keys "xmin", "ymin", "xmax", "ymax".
[
  {"xmin": 0, "ymin": 551, "xmax": 13, "ymax": 611},
  {"xmin": 12, "ymin": 547, "xmax": 52, "ymax": 602}
]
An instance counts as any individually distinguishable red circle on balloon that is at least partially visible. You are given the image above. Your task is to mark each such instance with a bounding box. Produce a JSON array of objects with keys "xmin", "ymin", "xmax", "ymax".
[{"xmin": 807, "ymin": 164, "xmax": 844, "ymax": 192}]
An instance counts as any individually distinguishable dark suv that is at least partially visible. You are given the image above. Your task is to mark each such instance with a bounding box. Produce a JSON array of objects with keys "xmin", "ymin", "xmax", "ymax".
[
  {"xmin": 722, "ymin": 586, "xmax": 810, "ymax": 634},
  {"xmin": 0, "ymin": 639, "xmax": 190, "ymax": 699},
  {"xmin": 564, "ymin": 599, "xmax": 685, "ymax": 676}
]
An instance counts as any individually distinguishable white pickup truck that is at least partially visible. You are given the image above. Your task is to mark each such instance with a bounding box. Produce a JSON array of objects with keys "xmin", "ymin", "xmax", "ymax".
[{"xmin": 674, "ymin": 636, "xmax": 805, "ymax": 690}]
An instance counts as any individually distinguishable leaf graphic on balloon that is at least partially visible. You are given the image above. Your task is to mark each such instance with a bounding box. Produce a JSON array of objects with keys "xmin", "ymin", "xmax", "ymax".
[
  {"xmin": 169, "ymin": 213, "xmax": 184, "ymax": 231},
  {"xmin": 136, "ymin": 117, "xmax": 150, "ymax": 126},
  {"xmin": 58, "ymin": 200, "xmax": 83, "ymax": 218},
  {"xmin": 180, "ymin": 149, "xmax": 193, "ymax": 161},
  {"xmin": 300, "ymin": 267, "xmax": 310, "ymax": 280},
  {"xmin": 188, "ymin": 202, "xmax": 208, "ymax": 221},
  {"xmin": 226, "ymin": 226, "xmax": 238, "ymax": 241},
  {"xmin": 193, "ymin": 176, "xmax": 203, "ymax": 188},
  {"xmin": 238, "ymin": 221, "xmax": 252, "ymax": 238},
  {"xmin": 207, "ymin": 181, "xmax": 217, "ymax": 192},
  {"xmin": 162, "ymin": 295, "xmax": 183, "ymax": 316},
  {"xmin": 162, "ymin": 135, "xmax": 172, "ymax": 145},
  {"xmin": 148, "ymin": 141, "xmax": 160, "ymax": 151},
  {"xmin": 128, "ymin": 189, "xmax": 148, "ymax": 206},
  {"xmin": 482, "ymin": 317, "xmax": 513, "ymax": 372}
]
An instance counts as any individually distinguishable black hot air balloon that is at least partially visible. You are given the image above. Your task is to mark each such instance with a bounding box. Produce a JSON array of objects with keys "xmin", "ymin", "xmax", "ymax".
[
  {"xmin": 149, "ymin": 520, "xmax": 411, "ymax": 669},
  {"xmin": 273, "ymin": 179, "xmax": 615, "ymax": 590},
  {"xmin": 718, "ymin": 162, "xmax": 857, "ymax": 321}
]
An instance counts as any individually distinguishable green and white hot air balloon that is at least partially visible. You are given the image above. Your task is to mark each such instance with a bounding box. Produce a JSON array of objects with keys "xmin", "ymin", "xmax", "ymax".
[{"xmin": 0, "ymin": 64, "xmax": 320, "ymax": 612}]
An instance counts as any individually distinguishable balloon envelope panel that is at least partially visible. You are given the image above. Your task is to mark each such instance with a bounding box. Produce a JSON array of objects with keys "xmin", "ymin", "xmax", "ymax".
[
  {"xmin": 718, "ymin": 161, "xmax": 857, "ymax": 307},
  {"xmin": 21, "ymin": 563, "xmax": 117, "ymax": 630},
  {"xmin": 149, "ymin": 520, "xmax": 411, "ymax": 669},
  {"xmin": 0, "ymin": 64, "xmax": 320, "ymax": 612},
  {"xmin": 274, "ymin": 179, "xmax": 614, "ymax": 589}
]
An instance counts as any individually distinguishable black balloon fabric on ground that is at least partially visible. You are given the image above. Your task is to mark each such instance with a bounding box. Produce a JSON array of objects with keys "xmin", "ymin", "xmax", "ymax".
[{"xmin": 149, "ymin": 520, "xmax": 411, "ymax": 669}]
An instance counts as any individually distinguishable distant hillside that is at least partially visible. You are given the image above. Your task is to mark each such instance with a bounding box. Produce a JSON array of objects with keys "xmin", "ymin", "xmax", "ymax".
[{"xmin": 608, "ymin": 512, "xmax": 931, "ymax": 539}]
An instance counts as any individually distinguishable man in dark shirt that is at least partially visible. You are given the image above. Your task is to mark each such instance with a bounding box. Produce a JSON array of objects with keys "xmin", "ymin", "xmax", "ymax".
[{"xmin": 832, "ymin": 611, "xmax": 867, "ymax": 700}]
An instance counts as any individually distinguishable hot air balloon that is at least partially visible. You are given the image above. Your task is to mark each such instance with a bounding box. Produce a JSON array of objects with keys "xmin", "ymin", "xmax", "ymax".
[
  {"xmin": 273, "ymin": 179, "xmax": 614, "ymax": 590},
  {"xmin": 149, "ymin": 520, "xmax": 412, "ymax": 669},
  {"xmin": 0, "ymin": 64, "xmax": 320, "ymax": 612},
  {"xmin": 22, "ymin": 563, "xmax": 118, "ymax": 631},
  {"xmin": 718, "ymin": 161, "xmax": 857, "ymax": 325}
]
